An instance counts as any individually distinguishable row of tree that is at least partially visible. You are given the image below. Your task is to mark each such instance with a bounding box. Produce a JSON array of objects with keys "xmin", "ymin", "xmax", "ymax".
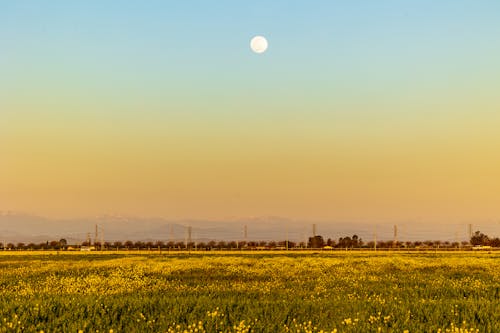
[
  {"xmin": 469, "ymin": 231, "xmax": 499, "ymax": 246},
  {"xmin": 1, "ymin": 231, "xmax": 498, "ymax": 250},
  {"xmin": 310, "ymin": 231, "xmax": 500, "ymax": 248}
]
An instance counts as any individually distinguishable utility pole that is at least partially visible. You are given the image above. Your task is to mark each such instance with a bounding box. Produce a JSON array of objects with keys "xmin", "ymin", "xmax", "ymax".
[
  {"xmin": 185, "ymin": 225, "xmax": 192, "ymax": 249},
  {"xmin": 286, "ymin": 226, "xmax": 289, "ymax": 250},
  {"xmin": 101, "ymin": 226, "xmax": 104, "ymax": 251},
  {"xmin": 374, "ymin": 233, "xmax": 377, "ymax": 251},
  {"xmin": 312, "ymin": 224, "xmax": 316, "ymax": 237},
  {"xmin": 169, "ymin": 224, "xmax": 174, "ymax": 244},
  {"xmin": 468, "ymin": 224, "xmax": 472, "ymax": 241},
  {"xmin": 95, "ymin": 224, "xmax": 98, "ymax": 247},
  {"xmin": 393, "ymin": 225, "xmax": 398, "ymax": 247}
]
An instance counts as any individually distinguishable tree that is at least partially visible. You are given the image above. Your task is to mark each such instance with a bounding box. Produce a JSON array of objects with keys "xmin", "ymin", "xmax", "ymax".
[
  {"xmin": 278, "ymin": 240, "xmax": 295, "ymax": 249},
  {"xmin": 216, "ymin": 241, "xmax": 227, "ymax": 249},
  {"xmin": 326, "ymin": 238, "xmax": 336, "ymax": 247},
  {"xmin": 423, "ymin": 240, "xmax": 434, "ymax": 247},
  {"xmin": 351, "ymin": 235, "xmax": 359, "ymax": 247},
  {"xmin": 308, "ymin": 235, "xmax": 324, "ymax": 248},
  {"xmin": 247, "ymin": 241, "xmax": 258, "ymax": 248},
  {"xmin": 59, "ymin": 239, "xmax": 68, "ymax": 249},
  {"xmin": 470, "ymin": 231, "xmax": 489, "ymax": 246},
  {"xmin": 338, "ymin": 237, "xmax": 351, "ymax": 248},
  {"xmin": 489, "ymin": 237, "xmax": 500, "ymax": 247}
]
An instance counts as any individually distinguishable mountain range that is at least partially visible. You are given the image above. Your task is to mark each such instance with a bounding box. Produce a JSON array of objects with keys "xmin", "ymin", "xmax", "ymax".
[{"xmin": 0, "ymin": 211, "xmax": 498, "ymax": 244}]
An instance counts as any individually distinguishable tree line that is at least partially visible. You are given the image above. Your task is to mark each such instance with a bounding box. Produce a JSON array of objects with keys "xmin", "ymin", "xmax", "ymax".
[{"xmin": 0, "ymin": 230, "xmax": 498, "ymax": 250}]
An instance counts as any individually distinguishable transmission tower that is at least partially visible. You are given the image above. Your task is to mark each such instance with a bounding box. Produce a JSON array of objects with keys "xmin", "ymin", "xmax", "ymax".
[
  {"xmin": 94, "ymin": 224, "xmax": 98, "ymax": 247},
  {"xmin": 393, "ymin": 225, "xmax": 398, "ymax": 247},
  {"xmin": 185, "ymin": 226, "xmax": 192, "ymax": 248},
  {"xmin": 169, "ymin": 224, "xmax": 174, "ymax": 243}
]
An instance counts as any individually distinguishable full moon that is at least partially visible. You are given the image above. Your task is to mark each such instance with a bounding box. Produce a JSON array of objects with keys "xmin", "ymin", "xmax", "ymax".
[{"xmin": 250, "ymin": 36, "xmax": 268, "ymax": 54}]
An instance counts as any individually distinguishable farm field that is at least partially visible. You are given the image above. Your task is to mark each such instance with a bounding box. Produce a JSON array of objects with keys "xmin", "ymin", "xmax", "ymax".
[{"xmin": 0, "ymin": 252, "xmax": 498, "ymax": 332}]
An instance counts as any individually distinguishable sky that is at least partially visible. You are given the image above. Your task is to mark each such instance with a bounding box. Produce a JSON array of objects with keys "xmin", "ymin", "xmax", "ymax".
[{"xmin": 1, "ymin": 1, "xmax": 500, "ymax": 225}]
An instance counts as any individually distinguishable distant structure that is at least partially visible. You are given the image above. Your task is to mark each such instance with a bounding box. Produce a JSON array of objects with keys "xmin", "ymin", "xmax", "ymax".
[
  {"xmin": 100, "ymin": 226, "xmax": 104, "ymax": 250},
  {"xmin": 312, "ymin": 224, "xmax": 317, "ymax": 237},
  {"xmin": 285, "ymin": 226, "xmax": 289, "ymax": 250},
  {"xmin": 185, "ymin": 226, "xmax": 192, "ymax": 248},
  {"xmin": 393, "ymin": 225, "xmax": 398, "ymax": 247},
  {"xmin": 94, "ymin": 224, "xmax": 99, "ymax": 247},
  {"xmin": 169, "ymin": 224, "xmax": 174, "ymax": 243}
]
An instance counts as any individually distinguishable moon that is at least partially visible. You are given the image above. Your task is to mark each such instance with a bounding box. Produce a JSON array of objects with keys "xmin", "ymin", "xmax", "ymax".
[{"xmin": 250, "ymin": 36, "xmax": 268, "ymax": 54}]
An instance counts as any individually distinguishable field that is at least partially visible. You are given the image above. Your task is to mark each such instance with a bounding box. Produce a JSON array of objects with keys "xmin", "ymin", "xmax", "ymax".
[{"xmin": 0, "ymin": 252, "xmax": 498, "ymax": 333}]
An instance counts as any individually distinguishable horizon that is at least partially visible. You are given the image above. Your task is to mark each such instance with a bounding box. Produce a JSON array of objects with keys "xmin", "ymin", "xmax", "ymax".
[
  {"xmin": 2, "ymin": 1, "xmax": 500, "ymax": 224},
  {"xmin": 1, "ymin": 211, "xmax": 498, "ymax": 244}
]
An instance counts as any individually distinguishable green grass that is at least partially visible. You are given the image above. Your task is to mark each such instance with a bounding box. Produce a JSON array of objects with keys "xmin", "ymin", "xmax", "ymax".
[{"xmin": 0, "ymin": 252, "xmax": 498, "ymax": 332}]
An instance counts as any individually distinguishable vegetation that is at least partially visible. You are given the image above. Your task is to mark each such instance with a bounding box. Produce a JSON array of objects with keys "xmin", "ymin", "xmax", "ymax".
[
  {"xmin": 470, "ymin": 231, "xmax": 500, "ymax": 247},
  {"xmin": 0, "ymin": 231, "xmax": 500, "ymax": 250},
  {"xmin": 2, "ymin": 230, "xmax": 498, "ymax": 251},
  {"xmin": 0, "ymin": 252, "xmax": 498, "ymax": 332}
]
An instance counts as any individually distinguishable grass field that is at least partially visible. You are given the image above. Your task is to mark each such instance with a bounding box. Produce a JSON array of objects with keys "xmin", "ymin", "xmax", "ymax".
[{"xmin": 0, "ymin": 252, "xmax": 498, "ymax": 332}]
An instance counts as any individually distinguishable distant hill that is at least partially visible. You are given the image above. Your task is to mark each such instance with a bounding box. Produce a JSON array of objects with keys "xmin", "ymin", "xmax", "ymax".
[{"xmin": 0, "ymin": 211, "xmax": 498, "ymax": 244}]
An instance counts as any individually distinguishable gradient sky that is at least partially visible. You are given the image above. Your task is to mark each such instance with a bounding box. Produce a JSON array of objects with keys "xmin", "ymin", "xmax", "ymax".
[{"xmin": 1, "ymin": 1, "xmax": 500, "ymax": 223}]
